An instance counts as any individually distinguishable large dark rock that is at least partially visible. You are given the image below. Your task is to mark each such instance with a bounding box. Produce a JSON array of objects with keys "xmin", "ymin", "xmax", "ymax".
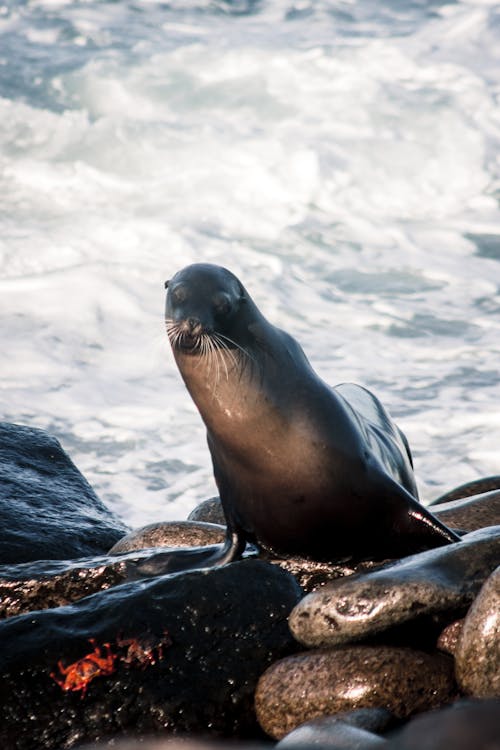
[
  {"xmin": 289, "ymin": 526, "xmax": 500, "ymax": 648},
  {"xmin": 0, "ymin": 422, "xmax": 128, "ymax": 563},
  {"xmin": 0, "ymin": 559, "xmax": 302, "ymax": 749}
]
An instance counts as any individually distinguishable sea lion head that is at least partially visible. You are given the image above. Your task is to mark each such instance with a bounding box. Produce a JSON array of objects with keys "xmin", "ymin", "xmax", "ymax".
[{"xmin": 165, "ymin": 263, "xmax": 246, "ymax": 354}]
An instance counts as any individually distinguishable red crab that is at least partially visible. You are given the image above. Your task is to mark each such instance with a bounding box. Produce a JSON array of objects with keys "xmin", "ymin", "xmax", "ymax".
[
  {"xmin": 117, "ymin": 630, "xmax": 172, "ymax": 668},
  {"xmin": 50, "ymin": 639, "xmax": 117, "ymax": 697}
]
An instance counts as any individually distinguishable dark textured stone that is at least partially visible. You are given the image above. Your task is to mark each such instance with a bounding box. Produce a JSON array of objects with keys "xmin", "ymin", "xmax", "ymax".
[
  {"xmin": 432, "ymin": 491, "xmax": 500, "ymax": 531},
  {"xmin": 384, "ymin": 698, "xmax": 500, "ymax": 749},
  {"xmin": 277, "ymin": 709, "xmax": 394, "ymax": 748},
  {"xmin": 109, "ymin": 520, "xmax": 226, "ymax": 553},
  {"xmin": 455, "ymin": 565, "xmax": 500, "ymax": 697},
  {"xmin": 430, "ymin": 476, "xmax": 500, "ymax": 504},
  {"xmin": 187, "ymin": 496, "xmax": 226, "ymax": 525},
  {"xmin": 0, "ymin": 422, "xmax": 128, "ymax": 563},
  {"xmin": 289, "ymin": 527, "xmax": 500, "ymax": 647},
  {"xmin": 0, "ymin": 559, "xmax": 302, "ymax": 749},
  {"xmin": 255, "ymin": 646, "xmax": 456, "ymax": 740}
]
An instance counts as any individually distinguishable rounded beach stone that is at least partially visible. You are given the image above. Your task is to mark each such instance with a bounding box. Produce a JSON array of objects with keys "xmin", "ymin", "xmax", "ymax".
[
  {"xmin": 289, "ymin": 526, "xmax": 500, "ymax": 648},
  {"xmin": 431, "ymin": 476, "xmax": 500, "ymax": 504},
  {"xmin": 187, "ymin": 497, "xmax": 226, "ymax": 525},
  {"xmin": 108, "ymin": 521, "xmax": 226, "ymax": 554},
  {"xmin": 254, "ymin": 646, "xmax": 456, "ymax": 740},
  {"xmin": 455, "ymin": 565, "xmax": 500, "ymax": 697},
  {"xmin": 432, "ymin": 490, "xmax": 500, "ymax": 532},
  {"xmin": 436, "ymin": 618, "xmax": 464, "ymax": 656}
]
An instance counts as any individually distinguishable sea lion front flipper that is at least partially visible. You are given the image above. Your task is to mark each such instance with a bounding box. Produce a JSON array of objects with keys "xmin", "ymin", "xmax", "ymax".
[{"xmin": 125, "ymin": 528, "xmax": 245, "ymax": 580}]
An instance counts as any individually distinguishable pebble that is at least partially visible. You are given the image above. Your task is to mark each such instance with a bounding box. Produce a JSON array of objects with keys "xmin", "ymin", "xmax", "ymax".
[
  {"xmin": 108, "ymin": 520, "xmax": 226, "ymax": 553},
  {"xmin": 455, "ymin": 565, "xmax": 500, "ymax": 697},
  {"xmin": 430, "ymin": 476, "xmax": 500, "ymax": 504},
  {"xmin": 187, "ymin": 497, "xmax": 226, "ymax": 525},
  {"xmin": 289, "ymin": 526, "xmax": 500, "ymax": 648},
  {"xmin": 436, "ymin": 618, "xmax": 464, "ymax": 656},
  {"xmin": 254, "ymin": 646, "xmax": 456, "ymax": 740}
]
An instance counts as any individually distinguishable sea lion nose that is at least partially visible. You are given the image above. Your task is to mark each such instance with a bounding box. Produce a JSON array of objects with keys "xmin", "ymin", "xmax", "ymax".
[{"xmin": 187, "ymin": 317, "xmax": 202, "ymax": 335}]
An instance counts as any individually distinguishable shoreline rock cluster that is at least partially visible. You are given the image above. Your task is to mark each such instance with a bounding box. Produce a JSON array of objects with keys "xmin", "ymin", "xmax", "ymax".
[{"xmin": 0, "ymin": 422, "xmax": 499, "ymax": 750}]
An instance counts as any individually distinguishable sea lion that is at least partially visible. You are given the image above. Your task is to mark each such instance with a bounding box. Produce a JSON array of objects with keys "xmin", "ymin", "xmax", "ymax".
[{"xmin": 132, "ymin": 263, "xmax": 460, "ymax": 577}]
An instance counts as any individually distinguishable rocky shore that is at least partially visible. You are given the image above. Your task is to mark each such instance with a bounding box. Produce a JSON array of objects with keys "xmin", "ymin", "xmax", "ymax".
[{"xmin": 0, "ymin": 422, "xmax": 499, "ymax": 750}]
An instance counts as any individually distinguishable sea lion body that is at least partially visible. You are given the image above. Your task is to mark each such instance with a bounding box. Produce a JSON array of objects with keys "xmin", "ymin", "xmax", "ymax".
[{"xmin": 160, "ymin": 263, "xmax": 459, "ymax": 567}]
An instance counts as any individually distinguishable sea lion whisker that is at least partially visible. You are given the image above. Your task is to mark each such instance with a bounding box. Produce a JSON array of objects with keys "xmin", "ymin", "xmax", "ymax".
[
  {"xmin": 216, "ymin": 332, "xmax": 256, "ymax": 367},
  {"xmin": 212, "ymin": 334, "xmax": 237, "ymax": 376}
]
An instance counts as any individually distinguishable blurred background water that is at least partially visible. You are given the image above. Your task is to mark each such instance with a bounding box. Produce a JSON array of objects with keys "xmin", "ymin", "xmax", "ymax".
[{"xmin": 1, "ymin": 0, "xmax": 499, "ymax": 528}]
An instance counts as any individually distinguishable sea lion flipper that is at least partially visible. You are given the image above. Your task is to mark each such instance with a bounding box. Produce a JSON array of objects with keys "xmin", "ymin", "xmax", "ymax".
[{"xmin": 125, "ymin": 529, "xmax": 245, "ymax": 580}]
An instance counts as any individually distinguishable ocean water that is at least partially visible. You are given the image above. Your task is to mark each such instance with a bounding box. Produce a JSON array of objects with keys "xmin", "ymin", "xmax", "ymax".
[{"xmin": 1, "ymin": 0, "xmax": 499, "ymax": 528}]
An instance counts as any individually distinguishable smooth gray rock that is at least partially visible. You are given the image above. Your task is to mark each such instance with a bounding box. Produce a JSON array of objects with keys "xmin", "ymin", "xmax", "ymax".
[
  {"xmin": 255, "ymin": 646, "xmax": 456, "ymax": 740},
  {"xmin": 109, "ymin": 520, "xmax": 226, "ymax": 553},
  {"xmin": 432, "ymin": 491, "xmax": 500, "ymax": 531},
  {"xmin": 0, "ymin": 422, "xmax": 128, "ymax": 563},
  {"xmin": 187, "ymin": 497, "xmax": 226, "ymax": 525},
  {"xmin": 289, "ymin": 527, "xmax": 500, "ymax": 648},
  {"xmin": 277, "ymin": 710, "xmax": 393, "ymax": 748},
  {"xmin": 278, "ymin": 720, "xmax": 387, "ymax": 749},
  {"xmin": 455, "ymin": 565, "xmax": 500, "ymax": 697},
  {"xmin": 384, "ymin": 698, "xmax": 500, "ymax": 749}
]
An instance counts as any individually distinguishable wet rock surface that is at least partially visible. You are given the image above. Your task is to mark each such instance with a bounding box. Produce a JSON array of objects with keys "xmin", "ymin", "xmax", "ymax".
[
  {"xmin": 455, "ymin": 565, "xmax": 500, "ymax": 697},
  {"xmin": 289, "ymin": 526, "xmax": 500, "ymax": 648},
  {"xmin": 0, "ymin": 422, "xmax": 128, "ymax": 563},
  {"xmin": 0, "ymin": 559, "xmax": 302, "ymax": 749},
  {"xmin": 0, "ymin": 555, "xmax": 127, "ymax": 619},
  {"xmin": 432, "ymin": 490, "xmax": 500, "ymax": 531},
  {"xmin": 254, "ymin": 646, "xmax": 456, "ymax": 740},
  {"xmin": 384, "ymin": 698, "xmax": 500, "ymax": 749},
  {"xmin": 109, "ymin": 520, "xmax": 226, "ymax": 553}
]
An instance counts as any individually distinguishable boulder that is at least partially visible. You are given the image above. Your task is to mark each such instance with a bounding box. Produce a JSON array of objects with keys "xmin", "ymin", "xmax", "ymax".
[
  {"xmin": 0, "ymin": 559, "xmax": 302, "ymax": 749},
  {"xmin": 0, "ymin": 422, "xmax": 128, "ymax": 563}
]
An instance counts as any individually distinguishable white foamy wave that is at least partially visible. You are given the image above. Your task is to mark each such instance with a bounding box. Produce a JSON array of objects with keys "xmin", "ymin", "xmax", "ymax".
[{"xmin": 1, "ymin": 0, "xmax": 500, "ymax": 525}]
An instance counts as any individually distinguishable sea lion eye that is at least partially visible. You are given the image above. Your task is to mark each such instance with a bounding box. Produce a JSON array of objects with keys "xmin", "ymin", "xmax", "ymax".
[
  {"xmin": 213, "ymin": 292, "xmax": 232, "ymax": 317},
  {"xmin": 171, "ymin": 285, "xmax": 188, "ymax": 304},
  {"xmin": 164, "ymin": 280, "xmax": 169, "ymax": 289}
]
